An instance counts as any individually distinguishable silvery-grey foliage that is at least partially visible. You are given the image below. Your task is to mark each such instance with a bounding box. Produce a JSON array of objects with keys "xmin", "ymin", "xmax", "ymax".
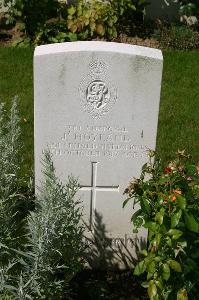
[
  {"xmin": 24, "ymin": 151, "xmax": 85, "ymax": 299},
  {"xmin": 0, "ymin": 99, "xmax": 85, "ymax": 299},
  {"xmin": 0, "ymin": 97, "xmax": 22, "ymax": 253}
]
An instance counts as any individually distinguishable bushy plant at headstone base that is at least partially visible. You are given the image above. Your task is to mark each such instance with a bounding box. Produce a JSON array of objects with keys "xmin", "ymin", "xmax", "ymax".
[
  {"xmin": 0, "ymin": 100, "xmax": 85, "ymax": 299},
  {"xmin": 23, "ymin": 151, "xmax": 85, "ymax": 299},
  {"xmin": 0, "ymin": 98, "xmax": 30, "ymax": 259},
  {"xmin": 124, "ymin": 150, "xmax": 199, "ymax": 300},
  {"xmin": 0, "ymin": 98, "xmax": 33, "ymax": 297}
]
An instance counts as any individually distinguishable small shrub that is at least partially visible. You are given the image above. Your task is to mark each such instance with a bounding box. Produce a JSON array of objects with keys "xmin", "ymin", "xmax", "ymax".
[
  {"xmin": 154, "ymin": 24, "xmax": 199, "ymax": 50},
  {"xmin": 0, "ymin": 98, "xmax": 25, "ymax": 256},
  {"xmin": 67, "ymin": 0, "xmax": 119, "ymax": 40},
  {"xmin": 2, "ymin": 0, "xmax": 148, "ymax": 44},
  {"xmin": 179, "ymin": 0, "xmax": 199, "ymax": 21},
  {"xmin": 21, "ymin": 0, "xmax": 66, "ymax": 37},
  {"xmin": 0, "ymin": 100, "xmax": 85, "ymax": 299},
  {"xmin": 34, "ymin": 21, "xmax": 77, "ymax": 45},
  {"xmin": 67, "ymin": 0, "xmax": 148, "ymax": 40},
  {"xmin": 24, "ymin": 151, "xmax": 85, "ymax": 299},
  {"xmin": 124, "ymin": 150, "xmax": 199, "ymax": 299}
]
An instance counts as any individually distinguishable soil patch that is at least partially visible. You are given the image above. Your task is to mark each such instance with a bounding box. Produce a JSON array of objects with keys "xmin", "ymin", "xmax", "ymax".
[{"xmin": 67, "ymin": 269, "xmax": 147, "ymax": 300}]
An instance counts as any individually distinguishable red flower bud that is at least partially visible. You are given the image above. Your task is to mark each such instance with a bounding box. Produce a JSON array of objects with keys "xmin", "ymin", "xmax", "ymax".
[{"xmin": 164, "ymin": 167, "xmax": 172, "ymax": 174}]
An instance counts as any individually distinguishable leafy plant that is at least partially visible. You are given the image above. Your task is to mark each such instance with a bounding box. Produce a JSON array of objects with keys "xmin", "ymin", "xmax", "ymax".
[
  {"xmin": 112, "ymin": 0, "xmax": 149, "ymax": 34},
  {"xmin": 124, "ymin": 150, "xmax": 199, "ymax": 299},
  {"xmin": 67, "ymin": 0, "xmax": 148, "ymax": 40},
  {"xmin": 22, "ymin": 150, "xmax": 85, "ymax": 299},
  {"xmin": 0, "ymin": 98, "xmax": 26, "ymax": 258},
  {"xmin": 1, "ymin": 0, "xmax": 64, "ymax": 34},
  {"xmin": 67, "ymin": 0, "xmax": 119, "ymax": 40},
  {"xmin": 0, "ymin": 98, "xmax": 33, "ymax": 297},
  {"xmin": 34, "ymin": 21, "xmax": 77, "ymax": 46},
  {"xmin": 2, "ymin": 0, "xmax": 149, "ymax": 44},
  {"xmin": 0, "ymin": 100, "xmax": 85, "ymax": 299},
  {"xmin": 179, "ymin": 0, "xmax": 199, "ymax": 18}
]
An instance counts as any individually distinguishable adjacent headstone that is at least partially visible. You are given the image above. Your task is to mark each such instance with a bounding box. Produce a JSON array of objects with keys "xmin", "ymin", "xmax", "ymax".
[
  {"xmin": 146, "ymin": 0, "xmax": 180, "ymax": 21},
  {"xmin": 34, "ymin": 41, "xmax": 163, "ymax": 267}
]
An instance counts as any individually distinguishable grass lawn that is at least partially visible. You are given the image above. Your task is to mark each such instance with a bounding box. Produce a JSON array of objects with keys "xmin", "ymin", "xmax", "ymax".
[
  {"xmin": 156, "ymin": 51, "xmax": 199, "ymax": 165},
  {"xmin": 0, "ymin": 46, "xmax": 198, "ymax": 175},
  {"xmin": 0, "ymin": 46, "xmax": 34, "ymax": 176}
]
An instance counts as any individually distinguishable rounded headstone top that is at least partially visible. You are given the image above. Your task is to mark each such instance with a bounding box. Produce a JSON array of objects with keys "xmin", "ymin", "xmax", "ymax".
[{"xmin": 34, "ymin": 41, "xmax": 163, "ymax": 61}]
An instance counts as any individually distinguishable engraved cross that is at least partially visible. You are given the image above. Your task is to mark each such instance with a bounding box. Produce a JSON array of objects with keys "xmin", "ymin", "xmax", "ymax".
[{"xmin": 80, "ymin": 162, "xmax": 119, "ymax": 228}]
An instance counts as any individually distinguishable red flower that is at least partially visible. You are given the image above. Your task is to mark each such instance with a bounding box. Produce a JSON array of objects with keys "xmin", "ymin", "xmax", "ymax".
[
  {"xmin": 164, "ymin": 167, "xmax": 172, "ymax": 174},
  {"xmin": 171, "ymin": 196, "xmax": 177, "ymax": 202}
]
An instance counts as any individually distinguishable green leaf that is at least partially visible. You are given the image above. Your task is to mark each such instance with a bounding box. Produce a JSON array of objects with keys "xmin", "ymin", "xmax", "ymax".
[
  {"xmin": 148, "ymin": 280, "xmax": 157, "ymax": 299},
  {"xmin": 186, "ymin": 164, "xmax": 197, "ymax": 176},
  {"xmin": 154, "ymin": 256, "xmax": 162, "ymax": 263},
  {"xmin": 113, "ymin": 15, "xmax": 118, "ymax": 23},
  {"xmin": 96, "ymin": 23, "xmax": 105, "ymax": 36},
  {"xmin": 141, "ymin": 281, "xmax": 149, "ymax": 288},
  {"xmin": 140, "ymin": 249, "xmax": 148, "ymax": 257},
  {"xmin": 178, "ymin": 241, "xmax": 187, "ymax": 249},
  {"xmin": 123, "ymin": 197, "xmax": 131, "ymax": 208},
  {"xmin": 162, "ymin": 263, "xmax": 170, "ymax": 281},
  {"xmin": 177, "ymin": 288, "xmax": 188, "ymax": 300},
  {"xmin": 155, "ymin": 212, "xmax": 163, "ymax": 225},
  {"xmin": 159, "ymin": 177, "xmax": 170, "ymax": 185},
  {"xmin": 142, "ymin": 163, "xmax": 148, "ymax": 171},
  {"xmin": 112, "ymin": 27, "xmax": 117, "ymax": 38},
  {"xmin": 167, "ymin": 229, "xmax": 183, "ymax": 240},
  {"xmin": 155, "ymin": 279, "xmax": 163, "ymax": 290},
  {"xmin": 176, "ymin": 196, "xmax": 186, "ymax": 210},
  {"xmin": 169, "ymin": 260, "xmax": 182, "ymax": 272},
  {"xmin": 134, "ymin": 260, "xmax": 146, "ymax": 276},
  {"xmin": 147, "ymin": 272, "xmax": 153, "ymax": 280},
  {"xmin": 156, "ymin": 233, "xmax": 162, "ymax": 246},
  {"xmin": 129, "ymin": 4, "xmax": 136, "ymax": 10},
  {"xmin": 67, "ymin": 32, "xmax": 78, "ymax": 42},
  {"xmin": 141, "ymin": 198, "xmax": 151, "ymax": 214},
  {"xmin": 133, "ymin": 216, "xmax": 144, "ymax": 229},
  {"xmin": 130, "ymin": 209, "xmax": 142, "ymax": 222},
  {"xmin": 68, "ymin": 5, "xmax": 76, "ymax": 16},
  {"xmin": 70, "ymin": 24, "xmax": 78, "ymax": 33},
  {"xmin": 147, "ymin": 261, "xmax": 156, "ymax": 274},
  {"xmin": 184, "ymin": 212, "xmax": 199, "ymax": 233},
  {"xmin": 166, "ymin": 236, "xmax": 172, "ymax": 247},
  {"xmin": 144, "ymin": 221, "xmax": 159, "ymax": 232},
  {"xmin": 171, "ymin": 210, "xmax": 182, "ymax": 228}
]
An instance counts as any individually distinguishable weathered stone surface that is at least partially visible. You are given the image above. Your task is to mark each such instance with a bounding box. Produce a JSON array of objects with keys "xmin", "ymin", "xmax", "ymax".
[{"xmin": 34, "ymin": 41, "xmax": 163, "ymax": 267}]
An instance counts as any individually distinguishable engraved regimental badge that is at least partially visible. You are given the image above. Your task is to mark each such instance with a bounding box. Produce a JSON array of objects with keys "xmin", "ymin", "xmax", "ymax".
[{"xmin": 79, "ymin": 59, "xmax": 118, "ymax": 119}]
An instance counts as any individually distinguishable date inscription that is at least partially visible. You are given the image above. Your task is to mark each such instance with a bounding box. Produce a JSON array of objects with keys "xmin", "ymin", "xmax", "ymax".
[{"xmin": 49, "ymin": 124, "xmax": 146, "ymax": 159}]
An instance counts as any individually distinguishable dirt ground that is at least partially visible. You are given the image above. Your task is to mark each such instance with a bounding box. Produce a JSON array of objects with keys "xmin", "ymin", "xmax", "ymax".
[{"xmin": 67, "ymin": 269, "xmax": 148, "ymax": 300}]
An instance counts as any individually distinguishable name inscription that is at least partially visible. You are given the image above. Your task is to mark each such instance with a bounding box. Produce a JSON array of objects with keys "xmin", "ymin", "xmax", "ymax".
[{"xmin": 49, "ymin": 124, "xmax": 147, "ymax": 159}]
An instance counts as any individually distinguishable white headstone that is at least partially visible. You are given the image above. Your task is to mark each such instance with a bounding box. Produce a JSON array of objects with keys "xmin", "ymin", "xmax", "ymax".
[{"xmin": 34, "ymin": 41, "xmax": 163, "ymax": 267}]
